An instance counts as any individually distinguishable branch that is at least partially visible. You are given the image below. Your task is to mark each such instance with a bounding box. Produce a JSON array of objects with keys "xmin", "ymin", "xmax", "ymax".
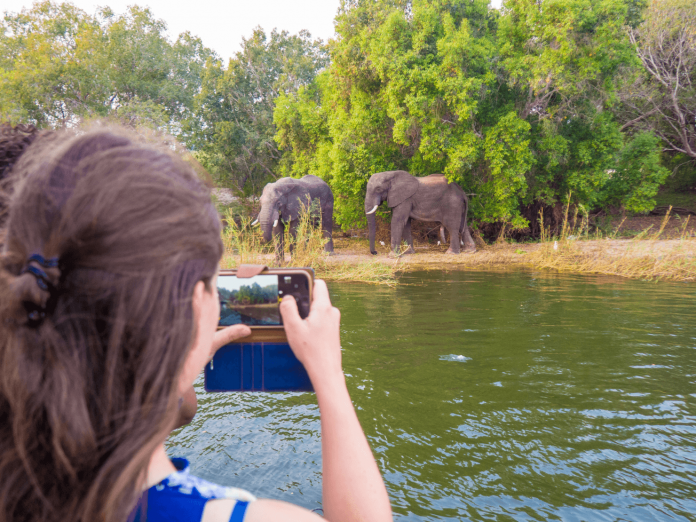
[{"xmin": 620, "ymin": 108, "xmax": 660, "ymax": 131}]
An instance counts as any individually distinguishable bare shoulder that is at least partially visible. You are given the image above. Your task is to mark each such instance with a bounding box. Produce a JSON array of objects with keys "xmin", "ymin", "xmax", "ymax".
[
  {"xmin": 246, "ymin": 499, "xmax": 324, "ymax": 522},
  {"xmin": 202, "ymin": 498, "xmax": 323, "ymax": 522}
]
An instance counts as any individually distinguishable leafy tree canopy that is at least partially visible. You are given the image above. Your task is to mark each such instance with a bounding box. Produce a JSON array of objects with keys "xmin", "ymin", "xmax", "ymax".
[
  {"xmin": 191, "ymin": 28, "xmax": 327, "ymax": 195},
  {"xmin": 0, "ymin": 1, "xmax": 214, "ymax": 134},
  {"xmin": 275, "ymin": 0, "xmax": 670, "ymax": 229},
  {"xmin": 1, "ymin": 0, "xmax": 679, "ymax": 228}
]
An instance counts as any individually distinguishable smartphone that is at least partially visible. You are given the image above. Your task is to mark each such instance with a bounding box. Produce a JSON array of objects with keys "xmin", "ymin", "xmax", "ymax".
[
  {"xmin": 217, "ymin": 269, "xmax": 312, "ymax": 326},
  {"xmin": 204, "ymin": 267, "xmax": 314, "ymax": 393}
]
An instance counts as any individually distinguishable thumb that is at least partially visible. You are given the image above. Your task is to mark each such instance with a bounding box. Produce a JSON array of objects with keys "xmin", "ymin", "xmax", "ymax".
[
  {"xmin": 279, "ymin": 295, "xmax": 303, "ymax": 331},
  {"xmin": 212, "ymin": 324, "xmax": 251, "ymax": 356}
]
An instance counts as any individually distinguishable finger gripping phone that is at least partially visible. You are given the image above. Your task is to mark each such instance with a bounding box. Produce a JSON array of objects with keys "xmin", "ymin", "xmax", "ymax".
[{"xmin": 205, "ymin": 267, "xmax": 314, "ymax": 393}]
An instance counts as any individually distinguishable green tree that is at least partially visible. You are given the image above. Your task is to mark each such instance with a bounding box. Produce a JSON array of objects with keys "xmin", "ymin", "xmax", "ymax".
[
  {"xmin": 276, "ymin": 0, "xmax": 667, "ymax": 231},
  {"xmin": 277, "ymin": 0, "xmax": 508, "ymax": 227},
  {"xmin": 0, "ymin": 1, "xmax": 214, "ymax": 134},
  {"xmin": 191, "ymin": 28, "xmax": 327, "ymax": 194},
  {"xmin": 496, "ymin": 0, "xmax": 656, "ymax": 220}
]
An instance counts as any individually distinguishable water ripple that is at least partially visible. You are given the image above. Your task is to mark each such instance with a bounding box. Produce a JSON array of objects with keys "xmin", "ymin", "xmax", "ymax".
[{"xmin": 167, "ymin": 271, "xmax": 696, "ymax": 520}]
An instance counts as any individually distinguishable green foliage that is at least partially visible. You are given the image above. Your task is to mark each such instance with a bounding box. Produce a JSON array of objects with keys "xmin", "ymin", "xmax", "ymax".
[
  {"xmin": 1, "ymin": 0, "xmax": 680, "ymax": 228},
  {"xmin": 482, "ymin": 112, "xmax": 533, "ymax": 226},
  {"xmin": 0, "ymin": 1, "xmax": 214, "ymax": 134},
  {"xmin": 274, "ymin": 0, "xmax": 662, "ymax": 230},
  {"xmin": 607, "ymin": 132, "xmax": 670, "ymax": 213},
  {"xmin": 191, "ymin": 28, "xmax": 327, "ymax": 194},
  {"xmin": 660, "ymin": 153, "xmax": 696, "ymax": 193}
]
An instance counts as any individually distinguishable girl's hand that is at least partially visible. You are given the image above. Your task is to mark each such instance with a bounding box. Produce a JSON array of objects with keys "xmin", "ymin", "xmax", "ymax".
[
  {"xmin": 209, "ymin": 324, "xmax": 251, "ymax": 361},
  {"xmin": 279, "ymin": 279, "xmax": 343, "ymax": 386}
]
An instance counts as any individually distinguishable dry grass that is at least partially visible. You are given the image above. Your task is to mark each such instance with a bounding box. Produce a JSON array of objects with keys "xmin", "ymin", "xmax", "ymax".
[
  {"xmin": 220, "ymin": 207, "xmax": 400, "ymax": 285},
  {"xmin": 331, "ymin": 203, "xmax": 696, "ymax": 282},
  {"xmin": 529, "ymin": 240, "xmax": 696, "ymax": 281},
  {"xmin": 219, "ymin": 194, "xmax": 696, "ymax": 284},
  {"xmin": 331, "ymin": 237, "xmax": 696, "ymax": 282},
  {"xmin": 527, "ymin": 206, "xmax": 696, "ymax": 282}
]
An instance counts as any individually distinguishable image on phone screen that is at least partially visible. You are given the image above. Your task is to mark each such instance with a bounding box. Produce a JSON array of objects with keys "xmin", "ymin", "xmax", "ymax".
[{"xmin": 218, "ymin": 274, "xmax": 280, "ymax": 326}]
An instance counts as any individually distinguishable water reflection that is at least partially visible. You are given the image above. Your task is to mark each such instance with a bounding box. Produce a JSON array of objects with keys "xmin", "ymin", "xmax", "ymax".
[{"xmin": 167, "ymin": 270, "xmax": 696, "ymax": 520}]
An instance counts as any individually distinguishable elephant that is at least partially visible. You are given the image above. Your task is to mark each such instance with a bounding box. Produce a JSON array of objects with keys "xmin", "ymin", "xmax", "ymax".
[
  {"xmin": 364, "ymin": 170, "xmax": 476, "ymax": 255},
  {"xmin": 253, "ymin": 174, "xmax": 334, "ymax": 260}
]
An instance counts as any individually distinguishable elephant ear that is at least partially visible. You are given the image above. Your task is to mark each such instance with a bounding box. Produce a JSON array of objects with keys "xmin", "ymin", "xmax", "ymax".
[
  {"xmin": 275, "ymin": 178, "xmax": 298, "ymax": 196},
  {"xmin": 387, "ymin": 171, "xmax": 419, "ymax": 208},
  {"xmin": 277, "ymin": 179, "xmax": 309, "ymax": 220}
]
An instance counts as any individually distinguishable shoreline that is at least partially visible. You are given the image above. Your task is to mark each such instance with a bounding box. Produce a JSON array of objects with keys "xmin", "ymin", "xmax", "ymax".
[
  {"xmin": 327, "ymin": 238, "xmax": 696, "ymax": 282},
  {"xmin": 225, "ymin": 238, "xmax": 696, "ymax": 283},
  {"xmin": 221, "ymin": 210, "xmax": 696, "ymax": 283}
]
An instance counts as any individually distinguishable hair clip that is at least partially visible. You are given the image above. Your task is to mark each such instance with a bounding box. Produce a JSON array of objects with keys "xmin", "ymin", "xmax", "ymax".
[
  {"xmin": 27, "ymin": 254, "xmax": 59, "ymax": 268},
  {"xmin": 21, "ymin": 254, "xmax": 59, "ymax": 292},
  {"xmin": 20, "ymin": 254, "xmax": 60, "ymax": 327}
]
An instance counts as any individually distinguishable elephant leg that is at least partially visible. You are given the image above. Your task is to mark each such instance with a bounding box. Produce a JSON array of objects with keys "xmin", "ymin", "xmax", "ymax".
[
  {"xmin": 439, "ymin": 225, "xmax": 447, "ymax": 245},
  {"xmin": 289, "ymin": 219, "xmax": 300, "ymax": 257},
  {"xmin": 322, "ymin": 207, "xmax": 334, "ymax": 252},
  {"xmin": 273, "ymin": 221, "xmax": 286, "ymax": 264},
  {"xmin": 459, "ymin": 210, "xmax": 476, "ymax": 253},
  {"xmin": 445, "ymin": 219, "xmax": 461, "ymax": 254},
  {"xmin": 390, "ymin": 206, "xmax": 410, "ymax": 253},
  {"xmin": 402, "ymin": 218, "xmax": 415, "ymax": 254}
]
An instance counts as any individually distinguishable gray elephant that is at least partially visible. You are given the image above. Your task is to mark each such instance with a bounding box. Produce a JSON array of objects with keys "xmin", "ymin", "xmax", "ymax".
[
  {"xmin": 364, "ymin": 170, "xmax": 475, "ymax": 255},
  {"xmin": 253, "ymin": 175, "xmax": 334, "ymax": 260}
]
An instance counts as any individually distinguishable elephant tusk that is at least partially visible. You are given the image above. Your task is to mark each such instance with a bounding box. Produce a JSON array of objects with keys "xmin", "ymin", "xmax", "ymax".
[
  {"xmin": 251, "ymin": 218, "xmax": 259, "ymax": 227},
  {"xmin": 366, "ymin": 205, "xmax": 379, "ymax": 215},
  {"xmin": 273, "ymin": 219, "xmax": 278, "ymax": 228}
]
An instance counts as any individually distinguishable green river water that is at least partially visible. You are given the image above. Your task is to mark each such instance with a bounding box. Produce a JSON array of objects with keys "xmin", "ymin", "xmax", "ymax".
[{"xmin": 168, "ymin": 270, "xmax": 696, "ymax": 521}]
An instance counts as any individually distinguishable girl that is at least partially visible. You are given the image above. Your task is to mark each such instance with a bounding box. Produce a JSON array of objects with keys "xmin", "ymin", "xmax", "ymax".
[{"xmin": 0, "ymin": 129, "xmax": 393, "ymax": 522}]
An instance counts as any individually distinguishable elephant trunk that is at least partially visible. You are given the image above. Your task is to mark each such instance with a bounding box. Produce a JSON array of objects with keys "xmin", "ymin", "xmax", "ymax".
[
  {"xmin": 365, "ymin": 191, "xmax": 381, "ymax": 255},
  {"xmin": 259, "ymin": 205, "xmax": 278, "ymax": 243},
  {"xmin": 367, "ymin": 212, "xmax": 377, "ymax": 255}
]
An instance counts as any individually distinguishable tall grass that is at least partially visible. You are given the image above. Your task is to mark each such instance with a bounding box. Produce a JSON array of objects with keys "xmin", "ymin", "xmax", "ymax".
[
  {"xmin": 220, "ymin": 205, "xmax": 399, "ymax": 285},
  {"xmin": 389, "ymin": 195, "xmax": 696, "ymax": 282},
  {"xmin": 220, "ymin": 192, "xmax": 695, "ymax": 284},
  {"xmin": 533, "ymin": 201, "xmax": 696, "ymax": 282}
]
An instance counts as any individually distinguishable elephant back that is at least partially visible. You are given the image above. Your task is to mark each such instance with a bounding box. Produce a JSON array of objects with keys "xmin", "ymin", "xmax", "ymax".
[
  {"xmin": 300, "ymin": 175, "xmax": 333, "ymax": 204},
  {"xmin": 417, "ymin": 174, "xmax": 448, "ymax": 188},
  {"xmin": 421, "ymin": 174, "xmax": 466, "ymax": 197}
]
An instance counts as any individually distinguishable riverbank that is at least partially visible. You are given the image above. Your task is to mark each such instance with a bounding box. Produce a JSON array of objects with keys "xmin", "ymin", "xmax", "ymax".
[
  {"xmin": 220, "ymin": 209, "xmax": 696, "ymax": 283},
  {"xmin": 328, "ymin": 236, "xmax": 696, "ymax": 282},
  {"xmin": 223, "ymin": 237, "xmax": 696, "ymax": 283}
]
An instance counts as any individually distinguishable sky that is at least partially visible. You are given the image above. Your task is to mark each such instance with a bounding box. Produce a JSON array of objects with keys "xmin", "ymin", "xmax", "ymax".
[
  {"xmin": 3, "ymin": 0, "xmax": 502, "ymax": 63},
  {"xmin": 3, "ymin": 0, "xmax": 341, "ymax": 62},
  {"xmin": 218, "ymin": 274, "xmax": 277, "ymax": 293}
]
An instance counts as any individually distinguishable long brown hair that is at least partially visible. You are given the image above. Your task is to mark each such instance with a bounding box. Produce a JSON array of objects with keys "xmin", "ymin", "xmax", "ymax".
[
  {"xmin": 0, "ymin": 123, "xmax": 61, "ymax": 234},
  {"xmin": 0, "ymin": 129, "xmax": 223, "ymax": 522}
]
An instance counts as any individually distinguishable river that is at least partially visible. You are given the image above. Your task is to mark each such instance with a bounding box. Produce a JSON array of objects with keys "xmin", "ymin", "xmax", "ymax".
[{"xmin": 167, "ymin": 270, "xmax": 696, "ymax": 521}]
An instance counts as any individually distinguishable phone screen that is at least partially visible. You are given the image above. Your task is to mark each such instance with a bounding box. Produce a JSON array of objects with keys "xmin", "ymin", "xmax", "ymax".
[{"xmin": 217, "ymin": 273, "xmax": 310, "ymax": 326}]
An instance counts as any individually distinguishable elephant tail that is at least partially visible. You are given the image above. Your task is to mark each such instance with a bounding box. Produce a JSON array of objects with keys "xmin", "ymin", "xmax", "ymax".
[{"xmin": 459, "ymin": 196, "xmax": 469, "ymax": 234}]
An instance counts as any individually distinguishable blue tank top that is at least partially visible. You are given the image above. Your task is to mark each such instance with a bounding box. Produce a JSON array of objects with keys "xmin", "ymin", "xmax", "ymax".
[{"xmin": 129, "ymin": 458, "xmax": 256, "ymax": 522}]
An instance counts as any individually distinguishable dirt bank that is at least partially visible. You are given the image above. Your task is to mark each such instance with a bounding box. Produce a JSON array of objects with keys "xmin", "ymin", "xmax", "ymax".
[
  {"xmin": 327, "ymin": 237, "xmax": 696, "ymax": 282},
  {"xmin": 221, "ymin": 208, "xmax": 696, "ymax": 282}
]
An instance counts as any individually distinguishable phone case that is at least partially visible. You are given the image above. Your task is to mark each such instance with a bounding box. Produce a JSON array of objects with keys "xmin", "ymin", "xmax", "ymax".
[
  {"xmin": 206, "ymin": 266, "xmax": 315, "ymax": 392},
  {"xmin": 205, "ymin": 342, "xmax": 313, "ymax": 392}
]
